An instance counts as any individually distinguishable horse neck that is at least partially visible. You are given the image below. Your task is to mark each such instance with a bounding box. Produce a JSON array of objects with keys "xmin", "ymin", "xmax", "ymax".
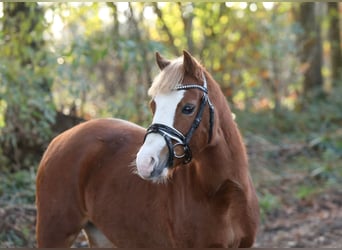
[{"xmin": 192, "ymin": 76, "xmax": 249, "ymax": 194}]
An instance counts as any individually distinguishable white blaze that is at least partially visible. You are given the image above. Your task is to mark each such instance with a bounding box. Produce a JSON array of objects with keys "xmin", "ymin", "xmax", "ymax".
[{"xmin": 136, "ymin": 90, "xmax": 185, "ymax": 180}]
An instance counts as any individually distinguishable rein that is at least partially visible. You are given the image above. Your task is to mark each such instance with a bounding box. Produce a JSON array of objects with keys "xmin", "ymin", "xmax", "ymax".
[{"xmin": 144, "ymin": 72, "xmax": 215, "ymax": 167}]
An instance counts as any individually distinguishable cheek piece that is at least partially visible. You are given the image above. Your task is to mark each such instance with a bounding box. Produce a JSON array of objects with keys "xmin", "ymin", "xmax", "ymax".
[{"xmin": 144, "ymin": 72, "xmax": 215, "ymax": 168}]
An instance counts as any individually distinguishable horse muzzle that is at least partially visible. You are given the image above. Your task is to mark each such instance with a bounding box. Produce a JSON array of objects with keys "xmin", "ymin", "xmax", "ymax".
[{"xmin": 135, "ymin": 133, "xmax": 170, "ymax": 181}]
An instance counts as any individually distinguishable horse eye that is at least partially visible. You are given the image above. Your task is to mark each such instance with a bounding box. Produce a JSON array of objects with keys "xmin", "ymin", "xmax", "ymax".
[{"xmin": 182, "ymin": 104, "xmax": 195, "ymax": 115}]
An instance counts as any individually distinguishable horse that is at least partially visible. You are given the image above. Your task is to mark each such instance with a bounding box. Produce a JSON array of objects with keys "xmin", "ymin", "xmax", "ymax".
[{"xmin": 35, "ymin": 50, "xmax": 260, "ymax": 248}]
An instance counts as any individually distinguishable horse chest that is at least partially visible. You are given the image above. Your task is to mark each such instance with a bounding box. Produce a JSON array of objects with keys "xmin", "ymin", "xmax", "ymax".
[{"xmin": 165, "ymin": 186, "xmax": 232, "ymax": 247}]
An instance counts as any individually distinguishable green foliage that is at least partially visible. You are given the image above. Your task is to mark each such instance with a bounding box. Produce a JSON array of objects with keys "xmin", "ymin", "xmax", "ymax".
[
  {"xmin": 0, "ymin": 231, "xmax": 25, "ymax": 247},
  {"xmin": 0, "ymin": 168, "xmax": 36, "ymax": 247},
  {"xmin": 235, "ymin": 84, "xmax": 342, "ymax": 144},
  {"xmin": 0, "ymin": 58, "xmax": 56, "ymax": 136},
  {"xmin": 93, "ymin": 84, "xmax": 149, "ymax": 126},
  {"xmin": 258, "ymin": 191, "xmax": 280, "ymax": 220},
  {"xmin": 0, "ymin": 169, "xmax": 36, "ymax": 204},
  {"xmin": 0, "ymin": 3, "xmax": 56, "ymax": 168},
  {"xmin": 240, "ymin": 84, "xmax": 342, "ymax": 217},
  {"xmin": 0, "ymin": 100, "xmax": 6, "ymax": 128},
  {"xmin": 295, "ymin": 185, "xmax": 313, "ymax": 200}
]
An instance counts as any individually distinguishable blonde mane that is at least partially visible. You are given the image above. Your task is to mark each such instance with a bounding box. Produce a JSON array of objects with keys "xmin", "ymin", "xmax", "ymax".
[{"xmin": 148, "ymin": 57, "xmax": 184, "ymax": 97}]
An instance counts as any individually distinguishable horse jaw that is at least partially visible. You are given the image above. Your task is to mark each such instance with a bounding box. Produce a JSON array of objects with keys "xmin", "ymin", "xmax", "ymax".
[{"xmin": 136, "ymin": 91, "xmax": 184, "ymax": 182}]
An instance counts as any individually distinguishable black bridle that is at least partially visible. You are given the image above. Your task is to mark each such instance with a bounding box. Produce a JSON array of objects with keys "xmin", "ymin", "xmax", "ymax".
[{"xmin": 144, "ymin": 72, "xmax": 215, "ymax": 168}]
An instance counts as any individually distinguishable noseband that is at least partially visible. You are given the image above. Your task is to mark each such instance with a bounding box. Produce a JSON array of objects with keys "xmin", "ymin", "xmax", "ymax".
[{"xmin": 144, "ymin": 72, "xmax": 215, "ymax": 167}]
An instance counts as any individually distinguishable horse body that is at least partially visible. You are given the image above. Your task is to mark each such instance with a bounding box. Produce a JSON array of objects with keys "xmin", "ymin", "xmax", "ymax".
[
  {"xmin": 36, "ymin": 51, "xmax": 259, "ymax": 248},
  {"xmin": 36, "ymin": 118, "xmax": 145, "ymax": 247}
]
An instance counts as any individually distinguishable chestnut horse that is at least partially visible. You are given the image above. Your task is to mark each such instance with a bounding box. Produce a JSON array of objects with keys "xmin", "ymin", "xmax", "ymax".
[{"xmin": 36, "ymin": 51, "xmax": 259, "ymax": 247}]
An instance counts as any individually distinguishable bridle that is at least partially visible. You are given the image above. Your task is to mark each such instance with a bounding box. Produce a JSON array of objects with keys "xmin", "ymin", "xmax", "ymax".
[{"xmin": 144, "ymin": 72, "xmax": 215, "ymax": 168}]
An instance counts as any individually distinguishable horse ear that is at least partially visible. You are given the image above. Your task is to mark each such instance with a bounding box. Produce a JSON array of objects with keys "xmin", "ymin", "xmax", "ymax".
[
  {"xmin": 183, "ymin": 50, "xmax": 200, "ymax": 76},
  {"xmin": 156, "ymin": 52, "xmax": 170, "ymax": 70}
]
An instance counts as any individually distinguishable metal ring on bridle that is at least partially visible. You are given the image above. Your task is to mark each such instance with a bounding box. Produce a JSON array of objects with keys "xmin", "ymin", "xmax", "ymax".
[{"xmin": 173, "ymin": 142, "xmax": 186, "ymax": 159}]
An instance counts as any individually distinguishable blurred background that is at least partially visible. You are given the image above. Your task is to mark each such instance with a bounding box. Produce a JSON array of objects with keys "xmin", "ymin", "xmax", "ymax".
[{"xmin": 0, "ymin": 2, "xmax": 341, "ymax": 247}]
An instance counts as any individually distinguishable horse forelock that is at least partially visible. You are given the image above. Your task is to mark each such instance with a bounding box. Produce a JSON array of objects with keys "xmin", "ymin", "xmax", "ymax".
[
  {"xmin": 148, "ymin": 54, "xmax": 209, "ymax": 98},
  {"xmin": 148, "ymin": 57, "xmax": 184, "ymax": 97}
]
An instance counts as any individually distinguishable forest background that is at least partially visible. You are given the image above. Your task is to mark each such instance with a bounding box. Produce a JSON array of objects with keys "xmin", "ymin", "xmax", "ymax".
[{"xmin": 0, "ymin": 2, "xmax": 341, "ymax": 247}]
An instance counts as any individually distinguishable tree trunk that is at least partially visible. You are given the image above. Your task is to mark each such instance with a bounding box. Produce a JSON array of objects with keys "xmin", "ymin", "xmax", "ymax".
[
  {"xmin": 178, "ymin": 2, "xmax": 194, "ymax": 53},
  {"xmin": 298, "ymin": 2, "xmax": 323, "ymax": 97},
  {"xmin": 106, "ymin": 2, "xmax": 127, "ymax": 92},
  {"xmin": 127, "ymin": 3, "xmax": 153, "ymax": 125},
  {"xmin": 328, "ymin": 2, "xmax": 342, "ymax": 84}
]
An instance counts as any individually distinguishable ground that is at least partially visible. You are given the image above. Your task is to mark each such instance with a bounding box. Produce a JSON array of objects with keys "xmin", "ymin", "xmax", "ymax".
[{"xmin": 255, "ymin": 188, "xmax": 342, "ymax": 248}]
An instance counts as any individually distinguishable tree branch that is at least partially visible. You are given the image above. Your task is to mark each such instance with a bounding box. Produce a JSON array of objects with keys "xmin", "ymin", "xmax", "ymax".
[{"xmin": 151, "ymin": 3, "xmax": 179, "ymax": 55}]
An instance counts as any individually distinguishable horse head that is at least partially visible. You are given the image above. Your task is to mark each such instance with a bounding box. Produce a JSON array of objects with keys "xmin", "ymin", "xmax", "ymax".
[{"xmin": 136, "ymin": 51, "xmax": 215, "ymax": 182}]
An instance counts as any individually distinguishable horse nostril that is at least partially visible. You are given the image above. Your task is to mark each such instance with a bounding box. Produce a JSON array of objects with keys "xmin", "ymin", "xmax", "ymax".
[{"xmin": 150, "ymin": 156, "xmax": 156, "ymax": 166}]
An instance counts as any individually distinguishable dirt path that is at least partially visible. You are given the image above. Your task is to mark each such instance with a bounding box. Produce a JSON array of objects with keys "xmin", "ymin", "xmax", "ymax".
[{"xmin": 255, "ymin": 189, "xmax": 342, "ymax": 247}]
